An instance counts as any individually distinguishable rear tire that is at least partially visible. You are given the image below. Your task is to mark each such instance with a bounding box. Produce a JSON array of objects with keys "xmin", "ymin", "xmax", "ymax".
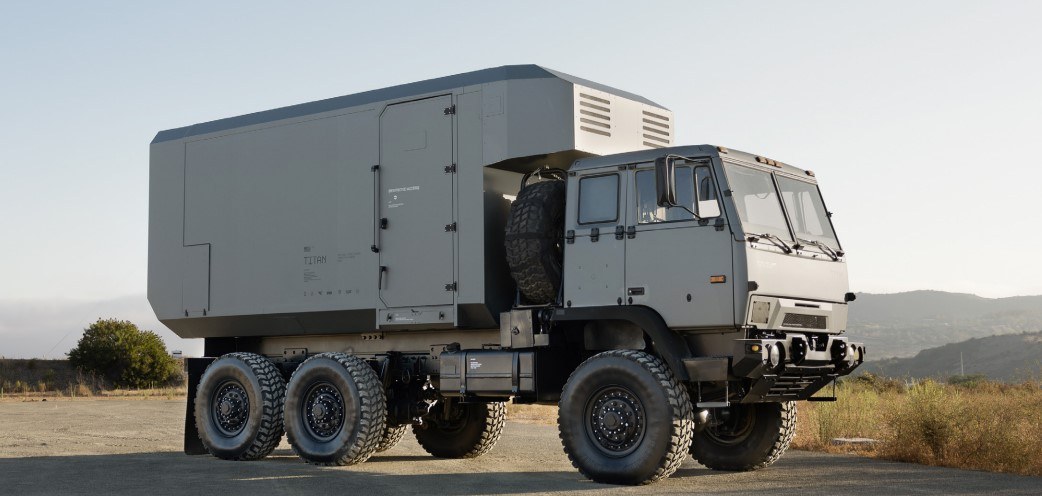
[
  {"xmin": 690, "ymin": 401, "xmax": 796, "ymax": 471},
  {"xmin": 193, "ymin": 352, "xmax": 285, "ymax": 461},
  {"xmin": 505, "ymin": 180, "xmax": 566, "ymax": 304},
  {"xmin": 284, "ymin": 353, "xmax": 387, "ymax": 466},
  {"xmin": 558, "ymin": 350, "xmax": 694, "ymax": 485},
  {"xmin": 413, "ymin": 401, "xmax": 505, "ymax": 458}
]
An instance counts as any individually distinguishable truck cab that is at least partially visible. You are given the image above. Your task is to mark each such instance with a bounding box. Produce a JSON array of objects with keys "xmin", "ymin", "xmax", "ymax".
[{"xmin": 554, "ymin": 145, "xmax": 862, "ymax": 405}]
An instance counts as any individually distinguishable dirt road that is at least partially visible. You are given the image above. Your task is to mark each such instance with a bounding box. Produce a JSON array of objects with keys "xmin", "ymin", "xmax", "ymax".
[{"xmin": 1, "ymin": 399, "xmax": 1039, "ymax": 495}]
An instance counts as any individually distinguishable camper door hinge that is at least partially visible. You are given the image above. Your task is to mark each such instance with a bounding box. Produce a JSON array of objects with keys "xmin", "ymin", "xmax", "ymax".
[
  {"xmin": 444, "ymin": 164, "xmax": 457, "ymax": 174},
  {"xmin": 445, "ymin": 282, "xmax": 457, "ymax": 292},
  {"xmin": 444, "ymin": 105, "xmax": 456, "ymax": 115},
  {"xmin": 444, "ymin": 222, "xmax": 457, "ymax": 232}
]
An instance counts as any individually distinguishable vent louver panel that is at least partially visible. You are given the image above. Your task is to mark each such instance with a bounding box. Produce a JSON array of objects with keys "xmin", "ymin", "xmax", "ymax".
[
  {"xmin": 579, "ymin": 93, "xmax": 611, "ymax": 137},
  {"xmin": 641, "ymin": 110, "xmax": 671, "ymax": 148}
]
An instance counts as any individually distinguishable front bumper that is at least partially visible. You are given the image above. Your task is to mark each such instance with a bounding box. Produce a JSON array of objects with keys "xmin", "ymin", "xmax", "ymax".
[
  {"xmin": 734, "ymin": 333, "xmax": 865, "ymax": 402},
  {"xmin": 682, "ymin": 332, "xmax": 865, "ymax": 403}
]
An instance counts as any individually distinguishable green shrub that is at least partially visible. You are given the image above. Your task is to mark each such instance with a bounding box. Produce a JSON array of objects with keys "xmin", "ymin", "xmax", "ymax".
[
  {"xmin": 947, "ymin": 374, "xmax": 988, "ymax": 388},
  {"xmin": 67, "ymin": 319, "xmax": 182, "ymax": 389}
]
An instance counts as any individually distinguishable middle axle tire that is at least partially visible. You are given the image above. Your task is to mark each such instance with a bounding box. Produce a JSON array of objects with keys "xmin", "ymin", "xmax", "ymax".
[
  {"xmin": 284, "ymin": 352, "xmax": 387, "ymax": 466},
  {"xmin": 558, "ymin": 350, "xmax": 695, "ymax": 485}
]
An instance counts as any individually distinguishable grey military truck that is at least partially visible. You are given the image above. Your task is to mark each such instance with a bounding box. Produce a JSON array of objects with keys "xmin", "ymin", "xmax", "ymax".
[{"xmin": 148, "ymin": 65, "xmax": 863, "ymax": 485}]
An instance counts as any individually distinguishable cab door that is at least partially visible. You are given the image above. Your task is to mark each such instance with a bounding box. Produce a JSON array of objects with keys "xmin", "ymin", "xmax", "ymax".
[
  {"xmin": 562, "ymin": 168, "xmax": 627, "ymax": 308},
  {"xmin": 623, "ymin": 161, "xmax": 734, "ymax": 328}
]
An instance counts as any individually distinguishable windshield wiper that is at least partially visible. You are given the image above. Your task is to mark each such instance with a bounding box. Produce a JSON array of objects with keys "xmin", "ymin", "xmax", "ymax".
[
  {"xmin": 746, "ymin": 232, "xmax": 792, "ymax": 254},
  {"xmin": 795, "ymin": 237, "xmax": 841, "ymax": 261}
]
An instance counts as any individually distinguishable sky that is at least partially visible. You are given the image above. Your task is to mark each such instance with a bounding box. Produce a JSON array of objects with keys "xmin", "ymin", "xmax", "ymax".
[{"xmin": 1, "ymin": 1, "xmax": 1041, "ymax": 358}]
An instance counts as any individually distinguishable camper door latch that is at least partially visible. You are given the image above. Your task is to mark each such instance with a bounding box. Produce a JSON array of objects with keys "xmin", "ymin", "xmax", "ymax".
[
  {"xmin": 445, "ymin": 222, "xmax": 457, "ymax": 232},
  {"xmin": 445, "ymin": 282, "xmax": 457, "ymax": 292},
  {"xmin": 444, "ymin": 105, "xmax": 456, "ymax": 115},
  {"xmin": 444, "ymin": 164, "xmax": 456, "ymax": 174}
]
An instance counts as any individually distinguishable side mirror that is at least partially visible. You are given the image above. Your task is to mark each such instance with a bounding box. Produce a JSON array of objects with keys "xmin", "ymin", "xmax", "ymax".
[{"xmin": 655, "ymin": 156, "xmax": 677, "ymax": 207}]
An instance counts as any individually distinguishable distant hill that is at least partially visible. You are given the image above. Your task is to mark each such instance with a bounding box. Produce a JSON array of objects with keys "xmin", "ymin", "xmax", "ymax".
[
  {"xmin": 848, "ymin": 291, "xmax": 1042, "ymax": 359},
  {"xmin": 859, "ymin": 331, "xmax": 1042, "ymax": 382}
]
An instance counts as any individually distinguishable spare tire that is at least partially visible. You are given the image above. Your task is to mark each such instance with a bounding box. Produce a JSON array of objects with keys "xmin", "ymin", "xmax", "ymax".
[{"xmin": 505, "ymin": 180, "xmax": 566, "ymax": 304}]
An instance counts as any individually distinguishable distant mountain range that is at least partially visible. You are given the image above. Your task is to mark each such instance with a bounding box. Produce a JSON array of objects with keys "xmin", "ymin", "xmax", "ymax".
[
  {"xmin": 848, "ymin": 291, "xmax": 1042, "ymax": 359},
  {"xmin": 858, "ymin": 331, "xmax": 1042, "ymax": 382}
]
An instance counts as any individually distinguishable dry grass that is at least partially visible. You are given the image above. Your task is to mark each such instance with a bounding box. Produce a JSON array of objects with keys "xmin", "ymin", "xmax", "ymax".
[
  {"xmin": 506, "ymin": 375, "xmax": 1042, "ymax": 477},
  {"xmin": 794, "ymin": 375, "xmax": 1042, "ymax": 476},
  {"xmin": 506, "ymin": 403, "xmax": 558, "ymax": 425}
]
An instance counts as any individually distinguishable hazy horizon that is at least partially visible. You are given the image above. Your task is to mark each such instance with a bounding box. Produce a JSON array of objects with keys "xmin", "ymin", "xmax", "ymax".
[
  {"xmin": 4, "ymin": 287, "xmax": 1039, "ymax": 360},
  {"xmin": 2, "ymin": 1, "xmax": 1040, "ymax": 358}
]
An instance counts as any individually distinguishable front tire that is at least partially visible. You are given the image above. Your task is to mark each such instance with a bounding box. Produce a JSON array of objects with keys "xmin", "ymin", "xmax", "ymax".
[
  {"xmin": 413, "ymin": 401, "xmax": 505, "ymax": 458},
  {"xmin": 558, "ymin": 350, "xmax": 694, "ymax": 485},
  {"xmin": 193, "ymin": 352, "xmax": 286, "ymax": 461},
  {"xmin": 690, "ymin": 401, "xmax": 797, "ymax": 471},
  {"xmin": 284, "ymin": 353, "xmax": 387, "ymax": 466},
  {"xmin": 375, "ymin": 424, "xmax": 408, "ymax": 452}
]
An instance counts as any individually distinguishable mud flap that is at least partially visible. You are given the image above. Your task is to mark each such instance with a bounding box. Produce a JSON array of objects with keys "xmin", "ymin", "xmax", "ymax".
[{"xmin": 184, "ymin": 357, "xmax": 216, "ymax": 455}]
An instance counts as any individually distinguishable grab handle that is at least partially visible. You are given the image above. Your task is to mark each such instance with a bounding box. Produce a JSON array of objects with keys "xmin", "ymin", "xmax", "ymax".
[{"xmin": 371, "ymin": 165, "xmax": 381, "ymax": 253}]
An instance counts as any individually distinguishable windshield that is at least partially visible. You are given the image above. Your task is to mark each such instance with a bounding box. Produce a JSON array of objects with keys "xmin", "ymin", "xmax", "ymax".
[
  {"xmin": 722, "ymin": 163, "xmax": 792, "ymax": 242},
  {"xmin": 723, "ymin": 162, "xmax": 842, "ymax": 254},
  {"xmin": 776, "ymin": 175, "xmax": 841, "ymax": 251}
]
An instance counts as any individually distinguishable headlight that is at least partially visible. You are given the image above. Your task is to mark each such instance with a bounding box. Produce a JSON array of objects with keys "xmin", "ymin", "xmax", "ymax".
[{"xmin": 767, "ymin": 343, "xmax": 782, "ymax": 369}]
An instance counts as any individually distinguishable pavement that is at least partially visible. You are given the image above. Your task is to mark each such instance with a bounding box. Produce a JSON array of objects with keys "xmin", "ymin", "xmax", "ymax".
[{"xmin": 1, "ymin": 399, "xmax": 1040, "ymax": 495}]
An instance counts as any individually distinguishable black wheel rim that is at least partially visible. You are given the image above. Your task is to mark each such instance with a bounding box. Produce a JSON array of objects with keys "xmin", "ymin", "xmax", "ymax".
[
  {"xmin": 584, "ymin": 385, "xmax": 646, "ymax": 457},
  {"xmin": 302, "ymin": 381, "xmax": 345, "ymax": 441},
  {"xmin": 211, "ymin": 380, "xmax": 250, "ymax": 437},
  {"xmin": 705, "ymin": 405, "xmax": 756, "ymax": 446}
]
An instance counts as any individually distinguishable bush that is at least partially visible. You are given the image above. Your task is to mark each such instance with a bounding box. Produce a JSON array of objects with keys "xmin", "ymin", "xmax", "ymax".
[
  {"xmin": 851, "ymin": 372, "xmax": 906, "ymax": 394},
  {"xmin": 947, "ymin": 374, "xmax": 988, "ymax": 388},
  {"xmin": 67, "ymin": 319, "xmax": 182, "ymax": 389}
]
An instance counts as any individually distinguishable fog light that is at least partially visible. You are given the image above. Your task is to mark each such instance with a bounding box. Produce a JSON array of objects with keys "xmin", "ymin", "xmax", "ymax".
[
  {"xmin": 830, "ymin": 340, "xmax": 848, "ymax": 365},
  {"xmin": 767, "ymin": 343, "xmax": 782, "ymax": 369},
  {"xmin": 790, "ymin": 338, "xmax": 807, "ymax": 365},
  {"xmin": 750, "ymin": 344, "xmax": 762, "ymax": 353}
]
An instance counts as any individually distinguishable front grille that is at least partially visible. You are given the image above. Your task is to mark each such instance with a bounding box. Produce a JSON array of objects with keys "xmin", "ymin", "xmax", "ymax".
[{"xmin": 782, "ymin": 313, "xmax": 827, "ymax": 329}]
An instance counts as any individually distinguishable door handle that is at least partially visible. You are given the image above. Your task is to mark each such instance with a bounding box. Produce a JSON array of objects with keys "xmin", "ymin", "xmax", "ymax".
[
  {"xmin": 371, "ymin": 165, "xmax": 381, "ymax": 253},
  {"xmin": 379, "ymin": 266, "xmax": 388, "ymax": 290}
]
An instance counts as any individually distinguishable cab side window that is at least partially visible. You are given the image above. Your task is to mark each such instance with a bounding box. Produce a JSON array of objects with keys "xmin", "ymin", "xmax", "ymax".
[
  {"xmin": 578, "ymin": 174, "xmax": 619, "ymax": 224},
  {"xmin": 635, "ymin": 165, "xmax": 719, "ymax": 224},
  {"xmin": 695, "ymin": 166, "xmax": 721, "ymax": 218}
]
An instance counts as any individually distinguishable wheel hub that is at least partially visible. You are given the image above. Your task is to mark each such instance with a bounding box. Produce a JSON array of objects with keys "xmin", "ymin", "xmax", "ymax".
[
  {"xmin": 585, "ymin": 386, "xmax": 646, "ymax": 457},
  {"xmin": 211, "ymin": 381, "xmax": 249, "ymax": 437},
  {"xmin": 303, "ymin": 382, "xmax": 345, "ymax": 441}
]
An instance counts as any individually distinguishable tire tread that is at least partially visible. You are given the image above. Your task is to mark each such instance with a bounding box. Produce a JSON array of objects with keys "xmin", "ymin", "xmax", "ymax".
[{"xmin": 285, "ymin": 352, "xmax": 387, "ymax": 466}]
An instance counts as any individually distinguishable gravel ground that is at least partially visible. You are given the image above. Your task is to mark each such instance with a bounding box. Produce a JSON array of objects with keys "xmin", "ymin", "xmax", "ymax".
[{"xmin": 1, "ymin": 398, "xmax": 1041, "ymax": 495}]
